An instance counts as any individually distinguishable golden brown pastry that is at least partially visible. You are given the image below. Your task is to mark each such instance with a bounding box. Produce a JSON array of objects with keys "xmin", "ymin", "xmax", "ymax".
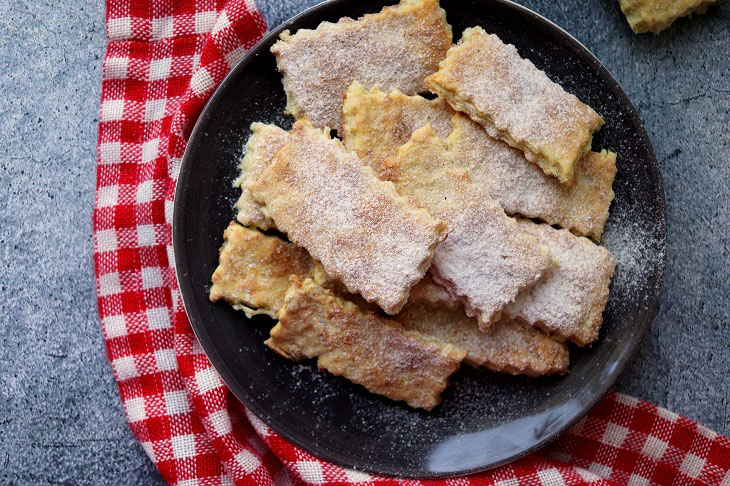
[
  {"xmin": 398, "ymin": 301, "xmax": 569, "ymax": 376},
  {"xmin": 425, "ymin": 27, "xmax": 603, "ymax": 184},
  {"xmin": 266, "ymin": 277, "xmax": 466, "ymax": 410},
  {"xmin": 234, "ymin": 123, "xmax": 288, "ymax": 230},
  {"xmin": 209, "ymin": 222, "xmax": 325, "ymax": 318},
  {"xmin": 619, "ymin": 0, "xmax": 723, "ymax": 33},
  {"xmin": 248, "ymin": 120, "xmax": 449, "ymax": 315},
  {"xmin": 448, "ymin": 114, "xmax": 616, "ymax": 241},
  {"xmin": 342, "ymin": 81, "xmax": 454, "ymax": 174},
  {"xmin": 271, "ymin": 0, "xmax": 452, "ymax": 131},
  {"xmin": 381, "ymin": 124, "xmax": 554, "ymax": 329},
  {"xmin": 341, "ymin": 85, "xmax": 616, "ymax": 240}
]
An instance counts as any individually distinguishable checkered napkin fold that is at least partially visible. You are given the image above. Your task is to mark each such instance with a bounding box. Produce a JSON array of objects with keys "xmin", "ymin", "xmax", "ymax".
[{"xmin": 93, "ymin": 0, "xmax": 730, "ymax": 484}]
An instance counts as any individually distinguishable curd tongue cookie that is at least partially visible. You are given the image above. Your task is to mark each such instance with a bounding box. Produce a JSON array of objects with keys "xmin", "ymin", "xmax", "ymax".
[
  {"xmin": 381, "ymin": 124, "xmax": 554, "ymax": 329},
  {"xmin": 503, "ymin": 219, "xmax": 617, "ymax": 347},
  {"xmin": 342, "ymin": 81, "xmax": 454, "ymax": 174},
  {"xmin": 248, "ymin": 120, "xmax": 449, "ymax": 315},
  {"xmin": 209, "ymin": 222, "xmax": 327, "ymax": 318},
  {"xmin": 401, "ymin": 276, "xmax": 569, "ymax": 376},
  {"xmin": 618, "ymin": 0, "xmax": 723, "ymax": 33},
  {"xmin": 266, "ymin": 277, "xmax": 466, "ymax": 411},
  {"xmin": 234, "ymin": 123, "xmax": 288, "ymax": 231},
  {"xmin": 447, "ymin": 114, "xmax": 616, "ymax": 240},
  {"xmin": 341, "ymin": 85, "xmax": 617, "ymax": 239},
  {"xmin": 425, "ymin": 27, "xmax": 604, "ymax": 184},
  {"xmin": 270, "ymin": 0, "xmax": 452, "ymax": 131}
]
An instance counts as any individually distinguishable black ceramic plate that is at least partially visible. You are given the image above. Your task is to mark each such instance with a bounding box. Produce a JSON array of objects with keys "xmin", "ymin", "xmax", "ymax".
[{"xmin": 174, "ymin": 0, "xmax": 666, "ymax": 478}]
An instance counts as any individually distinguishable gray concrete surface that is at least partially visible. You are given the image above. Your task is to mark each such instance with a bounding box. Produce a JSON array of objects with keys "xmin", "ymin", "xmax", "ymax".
[{"xmin": 0, "ymin": 0, "xmax": 727, "ymax": 483}]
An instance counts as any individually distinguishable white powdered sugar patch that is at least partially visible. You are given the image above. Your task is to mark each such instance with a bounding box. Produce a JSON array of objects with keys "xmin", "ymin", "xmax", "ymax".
[
  {"xmin": 425, "ymin": 26, "xmax": 603, "ymax": 182},
  {"xmin": 271, "ymin": 0, "xmax": 452, "ymax": 131},
  {"xmin": 248, "ymin": 120, "xmax": 447, "ymax": 314},
  {"xmin": 602, "ymin": 206, "xmax": 666, "ymax": 305}
]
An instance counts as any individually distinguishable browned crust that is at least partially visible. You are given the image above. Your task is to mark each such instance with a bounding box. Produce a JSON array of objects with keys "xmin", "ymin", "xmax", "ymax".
[
  {"xmin": 266, "ymin": 277, "xmax": 465, "ymax": 410},
  {"xmin": 342, "ymin": 81, "xmax": 454, "ymax": 174},
  {"xmin": 618, "ymin": 0, "xmax": 723, "ymax": 33},
  {"xmin": 234, "ymin": 123, "xmax": 289, "ymax": 230},
  {"xmin": 209, "ymin": 222, "xmax": 322, "ymax": 318},
  {"xmin": 397, "ymin": 301, "xmax": 569, "ymax": 376}
]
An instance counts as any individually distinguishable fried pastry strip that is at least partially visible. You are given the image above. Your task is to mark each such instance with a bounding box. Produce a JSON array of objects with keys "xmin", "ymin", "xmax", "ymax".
[
  {"xmin": 248, "ymin": 120, "xmax": 448, "ymax": 315},
  {"xmin": 381, "ymin": 124, "xmax": 553, "ymax": 329},
  {"xmin": 504, "ymin": 219, "xmax": 618, "ymax": 347},
  {"xmin": 234, "ymin": 123, "xmax": 288, "ymax": 230},
  {"xmin": 341, "ymin": 86, "xmax": 616, "ymax": 239},
  {"xmin": 267, "ymin": 277, "xmax": 465, "ymax": 410},
  {"xmin": 448, "ymin": 114, "xmax": 616, "ymax": 240},
  {"xmin": 425, "ymin": 27, "xmax": 604, "ymax": 184},
  {"xmin": 209, "ymin": 222, "xmax": 325, "ymax": 318},
  {"xmin": 401, "ymin": 276, "xmax": 569, "ymax": 376},
  {"xmin": 342, "ymin": 81, "xmax": 454, "ymax": 173},
  {"xmin": 271, "ymin": 0, "xmax": 452, "ymax": 131},
  {"xmin": 618, "ymin": 0, "xmax": 722, "ymax": 33}
]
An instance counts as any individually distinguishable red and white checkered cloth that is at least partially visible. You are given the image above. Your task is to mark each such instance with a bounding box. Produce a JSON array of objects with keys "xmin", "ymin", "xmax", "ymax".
[{"xmin": 93, "ymin": 0, "xmax": 730, "ymax": 484}]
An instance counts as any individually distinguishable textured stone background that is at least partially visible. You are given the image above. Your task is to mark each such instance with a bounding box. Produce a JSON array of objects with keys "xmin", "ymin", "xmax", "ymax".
[{"xmin": 0, "ymin": 0, "xmax": 727, "ymax": 483}]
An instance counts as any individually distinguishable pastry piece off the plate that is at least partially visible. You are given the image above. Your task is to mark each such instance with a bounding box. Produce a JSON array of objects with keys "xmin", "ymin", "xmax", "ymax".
[
  {"xmin": 209, "ymin": 222, "xmax": 326, "ymax": 318},
  {"xmin": 234, "ymin": 123, "xmax": 288, "ymax": 230},
  {"xmin": 267, "ymin": 277, "xmax": 465, "ymax": 411},
  {"xmin": 448, "ymin": 114, "xmax": 616, "ymax": 240},
  {"xmin": 619, "ymin": 0, "xmax": 723, "ymax": 33},
  {"xmin": 248, "ymin": 120, "xmax": 448, "ymax": 315},
  {"xmin": 381, "ymin": 125, "xmax": 554, "ymax": 329},
  {"xmin": 425, "ymin": 27, "xmax": 604, "ymax": 184},
  {"xmin": 270, "ymin": 0, "xmax": 452, "ymax": 131},
  {"xmin": 503, "ymin": 219, "xmax": 618, "ymax": 347},
  {"xmin": 397, "ymin": 302, "xmax": 569, "ymax": 376},
  {"xmin": 342, "ymin": 81, "xmax": 454, "ymax": 173}
]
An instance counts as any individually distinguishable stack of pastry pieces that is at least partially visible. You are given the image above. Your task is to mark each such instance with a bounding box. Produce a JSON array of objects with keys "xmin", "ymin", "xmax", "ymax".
[{"xmin": 210, "ymin": 0, "xmax": 618, "ymax": 411}]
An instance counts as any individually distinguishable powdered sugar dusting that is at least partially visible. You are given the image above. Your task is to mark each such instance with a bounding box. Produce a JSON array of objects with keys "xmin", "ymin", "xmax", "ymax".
[
  {"xmin": 503, "ymin": 220, "xmax": 618, "ymax": 347},
  {"xmin": 248, "ymin": 120, "xmax": 448, "ymax": 314},
  {"xmin": 425, "ymin": 26, "xmax": 603, "ymax": 183},
  {"xmin": 271, "ymin": 0, "xmax": 452, "ymax": 131},
  {"xmin": 448, "ymin": 114, "xmax": 616, "ymax": 240},
  {"xmin": 602, "ymin": 205, "xmax": 666, "ymax": 305},
  {"xmin": 381, "ymin": 125, "xmax": 553, "ymax": 328}
]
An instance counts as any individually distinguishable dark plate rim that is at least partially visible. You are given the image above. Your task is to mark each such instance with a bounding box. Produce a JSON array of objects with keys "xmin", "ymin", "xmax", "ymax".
[{"xmin": 173, "ymin": 0, "xmax": 667, "ymax": 478}]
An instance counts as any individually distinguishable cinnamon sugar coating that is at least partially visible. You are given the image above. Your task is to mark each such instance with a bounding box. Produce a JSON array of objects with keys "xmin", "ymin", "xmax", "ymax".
[
  {"xmin": 248, "ymin": 120, "xmax": 448, "ymax": 315},
  {"xmin": 448, "ymin": 114, "xmax": 616, "ymax": 240},
  {"xmin": 425, "ymin": 27, "xmax": 604, "ymax": 184},
  {"xmin": 381, "ymin": 124, "xmax": 554, "ymax": 329},
  {"xmin": 342, "ymin": 86, "xmax": 616, "ymax": 239},
  {"xmin": 271, "ymin": 0, "xmax": 452, "ymax": 131},
  {"xmin": 342, "ymin": 81, "xmax": 454, "ymax": 174},
  {"xmin": 267, "ymin": 277, "xmax": 465, "ymax": 411},
  {"xmin": 398, "ymin": 300, "xmax": 569, "ymax": 376},
  {"xmin": 504, "ymin": 219, "xmax": 618, "ymax": 347}
]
